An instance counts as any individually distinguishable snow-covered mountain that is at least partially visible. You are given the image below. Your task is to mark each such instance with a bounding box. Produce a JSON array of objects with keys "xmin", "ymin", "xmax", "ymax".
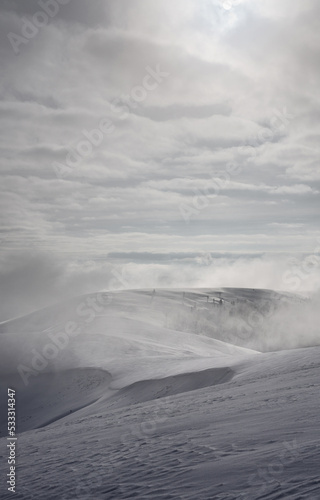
[{"xmin": 0, "ymin": 288, "xmax": 319, "ymax": 499}]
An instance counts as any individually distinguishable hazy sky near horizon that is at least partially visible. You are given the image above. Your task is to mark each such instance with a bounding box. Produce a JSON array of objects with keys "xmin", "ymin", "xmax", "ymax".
[{"xmin": 0, "ymin": 0, "xmax": 319, "ymax": 316}]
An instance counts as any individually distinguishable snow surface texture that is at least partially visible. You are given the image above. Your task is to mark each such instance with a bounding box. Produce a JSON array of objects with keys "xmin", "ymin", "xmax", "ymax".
[{"xmin": 0, "ymin": 288, "xmax": 319, "ymax": 499}]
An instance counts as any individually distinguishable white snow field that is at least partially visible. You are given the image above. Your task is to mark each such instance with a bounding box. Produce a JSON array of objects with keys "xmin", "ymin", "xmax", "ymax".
[{"xmin": 0, "ymin": 288, "xmax": 319, "ymax": 499}]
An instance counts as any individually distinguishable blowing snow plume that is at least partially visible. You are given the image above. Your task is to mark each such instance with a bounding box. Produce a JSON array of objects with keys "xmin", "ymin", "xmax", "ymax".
[{"xmin": 150, "ymin": 288, "xmax": 320, "ymax": 352}]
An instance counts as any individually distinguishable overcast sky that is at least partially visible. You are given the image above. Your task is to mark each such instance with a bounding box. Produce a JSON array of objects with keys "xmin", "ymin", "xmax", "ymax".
[{"xmin": 0, "ymin": 0, "xmax": 319, "ymax": 317}]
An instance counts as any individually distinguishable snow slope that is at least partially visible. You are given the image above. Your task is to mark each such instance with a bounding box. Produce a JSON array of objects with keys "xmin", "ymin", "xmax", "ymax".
[{"xmin": 0, "ymin": 288, "xmax": 319, "ymax": 499}]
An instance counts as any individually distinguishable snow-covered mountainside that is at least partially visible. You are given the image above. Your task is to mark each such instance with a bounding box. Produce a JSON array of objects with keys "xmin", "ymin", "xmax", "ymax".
[{"xmin": 0, "ymin": 288, "xmax": 319, "ymax": 499}]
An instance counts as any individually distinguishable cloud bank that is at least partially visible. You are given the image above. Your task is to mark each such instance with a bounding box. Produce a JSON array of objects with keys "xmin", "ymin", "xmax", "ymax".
[{"xmin": 0, "ymin": 0, "xmax": 319, "ymax": 316}]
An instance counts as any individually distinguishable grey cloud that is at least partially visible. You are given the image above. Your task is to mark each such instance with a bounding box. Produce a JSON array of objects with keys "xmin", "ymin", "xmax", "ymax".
[
  {"xmin": 133, "ymin": 102, "xmax": 232, "ymax": 122},
  {"xmin": 1, "ymin": 0, "xmax": 108, "ymax": 27}
]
